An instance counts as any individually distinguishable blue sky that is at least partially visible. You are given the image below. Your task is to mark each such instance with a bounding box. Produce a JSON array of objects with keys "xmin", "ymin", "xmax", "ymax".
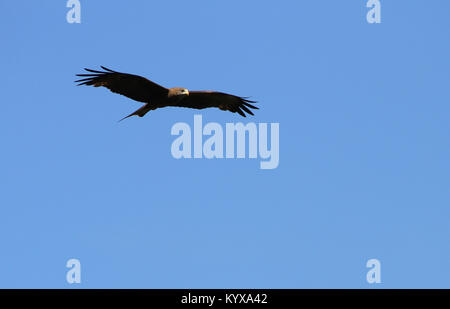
[{"xmin": 1, "ymin": 0, "xmax": 449, "ymax": 288}]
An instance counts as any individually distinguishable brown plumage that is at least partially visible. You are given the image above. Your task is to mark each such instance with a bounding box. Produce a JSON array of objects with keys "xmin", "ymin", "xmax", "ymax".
[{"xmin": 75, "ymin": 67, "xmax": 258, "ymax": 121}]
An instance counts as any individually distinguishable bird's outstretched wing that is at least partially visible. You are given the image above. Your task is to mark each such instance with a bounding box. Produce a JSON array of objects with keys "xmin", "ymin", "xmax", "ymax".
[
  {"xmin": 75, "ymin": 66, "xmax": 168, "ymax": 103},
  {"xmin": 176, "ymin": 91, "xmax": 258, "ymax": 117}
]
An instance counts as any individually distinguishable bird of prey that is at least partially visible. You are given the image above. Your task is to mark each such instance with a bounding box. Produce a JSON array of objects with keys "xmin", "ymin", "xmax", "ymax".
[{"xmin": 75, "ymin": 67, "xmax": 258, "ymax": 121}]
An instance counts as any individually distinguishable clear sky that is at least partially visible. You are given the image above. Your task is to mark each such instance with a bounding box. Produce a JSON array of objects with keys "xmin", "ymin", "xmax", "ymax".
[{"xmin": 1, "ymin": 0, "xmax": 449, "ymax": 288}]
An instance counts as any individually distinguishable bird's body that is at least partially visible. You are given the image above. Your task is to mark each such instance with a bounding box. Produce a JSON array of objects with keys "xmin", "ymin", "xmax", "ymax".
[{"xmin": 75, "ymin": 67, "xmax": 258, "ymax": 121}]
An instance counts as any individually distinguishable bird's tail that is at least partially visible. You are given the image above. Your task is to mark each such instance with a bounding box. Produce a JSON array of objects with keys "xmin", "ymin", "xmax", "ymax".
[{"xmin": 119, "ymin": 104, "xmax": 153, "ymax": 122}]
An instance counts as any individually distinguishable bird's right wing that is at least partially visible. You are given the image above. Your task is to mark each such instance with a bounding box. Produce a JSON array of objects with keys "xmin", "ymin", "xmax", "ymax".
[
  {"xmin": 75, "ymin": 66, "xmax": 168, "ymax": 103},
  {"xmin": 179, "ymin": 91, "xmax": 258, "ymax": 117}
]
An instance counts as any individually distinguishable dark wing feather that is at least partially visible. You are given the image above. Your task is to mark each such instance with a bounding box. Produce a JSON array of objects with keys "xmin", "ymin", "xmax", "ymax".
[
  {"xmin": 177, "ymin": 91, "xmax": 258, "ymax": 117},
  {"xmin": 75, "ymin": 66, "xmax": 168, "ymax": 103}
]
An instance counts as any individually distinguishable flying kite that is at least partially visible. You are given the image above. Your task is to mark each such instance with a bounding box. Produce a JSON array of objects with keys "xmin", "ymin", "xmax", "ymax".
[{"xmin": 75, "ymin": 67, "xmax": 258, "ymax": 121}]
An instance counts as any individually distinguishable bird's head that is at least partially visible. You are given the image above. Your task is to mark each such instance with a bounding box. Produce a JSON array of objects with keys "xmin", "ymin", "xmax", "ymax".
[
  {"xmin": 179, "ymin": 88, "xmax": 189, "ymax": 96},
  {"xmin": 169, "ymin": 87, "xmax": 189, "ymax": 97}
]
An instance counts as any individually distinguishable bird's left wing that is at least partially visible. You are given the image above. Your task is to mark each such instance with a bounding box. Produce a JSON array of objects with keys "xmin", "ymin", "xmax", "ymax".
[
  {"xmin": 75, "ymin": 66, "xmax": 168, "ymax": 103},
  {"xmin": 177, "ymin": 91, "xmax": 258, "ymax": 117}
]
